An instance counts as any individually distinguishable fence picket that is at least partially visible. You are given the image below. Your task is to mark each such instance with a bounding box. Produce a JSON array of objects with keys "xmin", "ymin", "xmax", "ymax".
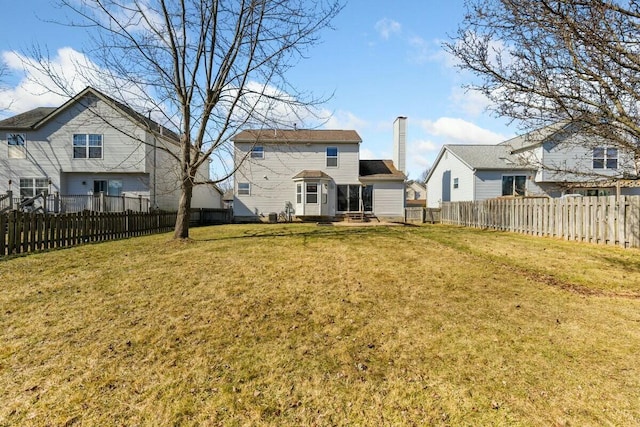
[{"xmin": 441, "ymin": 196, "xmax": 640, "ymax": 249}]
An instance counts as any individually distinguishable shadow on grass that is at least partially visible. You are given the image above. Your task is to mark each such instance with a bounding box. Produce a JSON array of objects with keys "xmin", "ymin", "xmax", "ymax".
[{"xmin": 193, "ymin": 223, "xmax": 404, "ymax": 243}]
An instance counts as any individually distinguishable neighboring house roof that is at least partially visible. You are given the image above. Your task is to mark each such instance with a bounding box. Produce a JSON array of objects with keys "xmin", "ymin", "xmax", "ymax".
[
  {"xmin": 425, "ymin": 144, "xmax": 533, "ymax": 183},
  {"xmin": 292, "ymin": 170, "xmax": 333, "ymax": 180},
  {"xmin": 499, "ymin": 120, "xmax": 571, "ymax": 152},
  {"xmin": 445, "ymin": 145, "xmax": 533, "ymax": 170},
  {"xmin": 359, "ymin": 159, "xmax": 405, "ymax": 181},
  {"xmin": 0, "ymin": 86, "xmax": 180, "ymax": 143},
  {"xmin": 232, "ymin": 129, "xmax": 362, "ymax": 144},
  {"xmin": 0, "ymin": 107, "xmax": 57, "ymax": 130}
]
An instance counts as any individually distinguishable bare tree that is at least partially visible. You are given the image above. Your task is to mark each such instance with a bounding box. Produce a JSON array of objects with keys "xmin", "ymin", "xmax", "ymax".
[
  {"xmin": 446, "ymin": 0, "xmax": 640, "ymax": 176},
  {"xmin": 29, "ymin": 0, "xmax": 342, "ymax": 239}
]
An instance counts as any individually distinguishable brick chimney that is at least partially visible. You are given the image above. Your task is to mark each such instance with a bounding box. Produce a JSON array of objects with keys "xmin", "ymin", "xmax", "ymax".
[{"xmin": 393, "ymin": 116, "xmax": 407, "ymax": 175}]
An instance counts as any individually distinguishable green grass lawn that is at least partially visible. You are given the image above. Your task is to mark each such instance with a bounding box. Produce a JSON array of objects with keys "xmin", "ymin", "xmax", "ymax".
[{"xmin": 1, "ymin": 224, "xmax": 639, "ymax": 426}]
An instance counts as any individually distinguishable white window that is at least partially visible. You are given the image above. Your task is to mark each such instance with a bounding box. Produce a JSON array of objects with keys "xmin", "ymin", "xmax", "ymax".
[
  {"xmin": 593, "ymin": 147, "xmax": 618, "ymax": 169},
  {"xmin": 296, "ymin": 183, "xmax": 302, "ymax": 204},
  {"xmin": 306, "ymin": 183, "xmax": 318, "ymax": 204},
  {"xmin": 238, "ymin": 182, "xmax": 250, "ymax": 195},
  {"xmin": 326, "ymin": 147, "xmax": 338, "ymax": 167},
  {"xmin": 502, "ymin": 175, "xmax": 527, "ymax": 196},
  {"xmin": 7, "ymin": 133, "xmax": 26, "ymax": 159},
  {"xmin": 73, "ymin": 134, "xmax": 103, "ymax": 159},
  {"xmin": 250, "ymin": 145, "xmax": 264, "ymax": 159},
  {"xmin": 19, "ymin": 177, "xmax": 48, "ymax": 198},
  {"xmin": 453, "ymin": 178, "xmax": 459, "ymax": 189}
]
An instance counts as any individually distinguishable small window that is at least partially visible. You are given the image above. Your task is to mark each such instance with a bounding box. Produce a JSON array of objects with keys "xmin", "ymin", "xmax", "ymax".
[
  {"xmin": 296, "ymin": 183, "xmax": 302, "ymax": 204},
  {"xmin": 593, "ymin": 147, "xmax": 617, "ymax": 169},
  {"xmin": 453, "ymin": 178, "xmax": 459, "ymax": 189},
  {"xmin": 250, "ymin": 145, "xmax": 264, "ymax": 159},
  {"xmin": 73, "ymin": 134, "xmax": 103, "ymax": 159},
  {"xmin": 238, "ymin": 182, "xmax": 250, "ymax": 195},
  {"xmin": 326, "ymin": 147, "xmax": 338, "ymax": 167},
  {"xmin": 306, "ymin": 183, "xmax": 318, "ymax": 204},
  {"xmin": 7, "ymin": 133, "xmax": 26, "ymax": 159},
  {"xmin": 19, "ymin": 177, "xmax": 48, "ymax": 198}
]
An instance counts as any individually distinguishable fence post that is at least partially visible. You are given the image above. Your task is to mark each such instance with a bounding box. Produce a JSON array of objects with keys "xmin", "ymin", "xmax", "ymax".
[
  {"xmin": 7, "ymin": 190, "xmax": 13, "ymax": 210},
  {"xmin": 53, "ymin": 191, "xmax": 60, "ymax": 213}
]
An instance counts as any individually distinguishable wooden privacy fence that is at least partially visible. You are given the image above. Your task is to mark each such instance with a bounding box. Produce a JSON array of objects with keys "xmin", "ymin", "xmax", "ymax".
[
  {"xmin": 0, "ymin": 210, "xmax": 177, "ymax": 257},
  {"xmin": 441, "ymin": 196, "xmax": 640, "ymax": 248},
  {"xmin": 405, "ymin": 207, "xmax": 441, "ymax": 224}
]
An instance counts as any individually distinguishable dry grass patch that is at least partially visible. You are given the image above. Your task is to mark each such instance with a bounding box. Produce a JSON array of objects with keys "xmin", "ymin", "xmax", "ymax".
[{"xmin": 1, "ymin": 223, "xmax": 639, "ymax": 426}]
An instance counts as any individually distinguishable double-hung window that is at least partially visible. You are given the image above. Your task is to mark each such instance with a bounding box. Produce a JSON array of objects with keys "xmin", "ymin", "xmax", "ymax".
[
  {"xmin": 326, "ymin": 147, "xmax": 338, "ymax": 167},
  {"xmin": 296, "ymin": 183, "xmax": 302, "ymax": 204},
  {"xmin": 502, "ymin": 175, "xmax": 527, "ymax": 196},
  {"xmin": 250, "ymin": 145, "xmax": 264, "ymax": 159},
  {"xmin": 306, "ymin": 183, "xmax": 318, "ymax": 204},
  {"xmin": 19, "ymin": 177, "xmax": 48, "ymax": 198},
  {"xmin": 7, "ymin": 133, "xmax": 26, "ymax": 159},
  {"xmin": 73, "ymin": 134, "xmax": 103, "ymax": 159},
  {"xmin": 238, "ymin": 182, "xmax": 250, "ymax": 195},
  {"xmin": 593, "ymin": 147, "xmax": 618, "ymax": 169}
]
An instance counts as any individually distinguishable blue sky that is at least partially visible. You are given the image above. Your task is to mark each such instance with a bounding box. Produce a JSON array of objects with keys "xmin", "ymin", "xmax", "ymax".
[{"xmin": 0, "ymin": 0, "xmax": 516, "ymax": 180}]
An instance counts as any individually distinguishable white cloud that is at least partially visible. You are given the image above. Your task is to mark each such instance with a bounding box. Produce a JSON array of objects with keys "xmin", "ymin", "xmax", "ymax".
[
  {"xmin": 420, "ymin": 117, "xmax": 507, "ymax": 145},
  {"xmin": 374, "ymin": 18, "xmax": 401, "ymax": 40},
  {"xmin": 359, "ymin": 147, "xmax": 376, "ymax": 160},
  {"xmin": 449, "ymin": 86, "xmax": 494, "ymax": 117},
  {"xmin": 322, "ymin": 110, "xmax": 368, "ymax": 130}
]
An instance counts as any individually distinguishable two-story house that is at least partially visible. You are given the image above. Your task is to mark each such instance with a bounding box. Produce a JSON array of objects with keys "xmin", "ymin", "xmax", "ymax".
[
  {"xmin": 0, "ymin": 87, "xmax": 222, "ymax": 211},
  {"xmin": 232, "ymin": 117, "xmax": 407, "ymax": 221},
  {"xmin": 425, "ymin": 121, "xmax": 640, "ymax": 208}
]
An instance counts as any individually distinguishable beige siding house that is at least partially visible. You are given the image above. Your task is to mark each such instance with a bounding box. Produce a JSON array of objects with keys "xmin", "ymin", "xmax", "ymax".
[
  {"xmin": 232, "ymin": 117, "xmax": 407, "ymax": 221},
  {"xmin": 0, "ymin": 87, "xmax": 222, "ymax": 211}
]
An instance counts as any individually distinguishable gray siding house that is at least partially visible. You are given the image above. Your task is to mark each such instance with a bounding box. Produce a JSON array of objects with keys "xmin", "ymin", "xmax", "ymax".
[
  {"xmin": 0, "ymin": 87, "xmax": 222, "ymax": 211},
  {"xmin": 232, "ymin": 117, "xmax": 407, "ymax": 221},
  {"xmin": 426, "ymin": 122, "xmax": 639, "ymax": 208}
]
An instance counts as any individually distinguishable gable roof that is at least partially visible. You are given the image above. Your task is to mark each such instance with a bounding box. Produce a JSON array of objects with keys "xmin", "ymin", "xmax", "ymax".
[
  {"xmin": 0, "ymin": 87, "xmax": 180, "ymax": 143},
  {"xmin": 444, "ymin": 144, "xmax": 529, "ymax": 170},
  {"xmin": 0, "ymin": 107, "xmax": 57, "ymax": 130},
  {"xmin": 499, "ymin": 120, "xmax": 571, "ymax": 152},
  {"xmin": 359, "ymin": 159, "xmax": 405, "ymax": 181},
  {"xmin": 232, "ymin": 129, "xmax": 362, "ymax": 144},
  {"xmin": 426, "ymin": 144, "xmax": 534, "ymax": 183}
]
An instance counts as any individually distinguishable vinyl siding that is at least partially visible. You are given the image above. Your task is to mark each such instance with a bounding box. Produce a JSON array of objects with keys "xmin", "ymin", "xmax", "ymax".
[
  {"xmin": 372, "ymin": 182, "xmax": 404, "ymax": 217},
  {"xmin": 0, "ymin": 93, "xmax": 221, "ymax": 210},
  {"xmin": 233, "ymin": 141, "xmax": 360, "ymax": 217},
  {"xmin": 426, "ymin": 148, "xmax": 475, "ymax": 208},
  {"xmin": 538, "ymin": 132, "xmax": 631, "ymax": 182}
]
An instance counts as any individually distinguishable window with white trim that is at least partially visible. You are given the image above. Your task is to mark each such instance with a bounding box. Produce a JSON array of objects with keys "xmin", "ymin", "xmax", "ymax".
[
  {"xmin": 238, "ymin": 182, "xmax": 250, "ymax": 195},
  {"xmin": 73, "ymin": 134, "xmax": 103, "ymax": 159},
  {"xmin": 593, "ymin": 147, "xmax": 618, "ymax": 169},
  {"xmin": 326, "ymin": 147, "xmax": 338, "ymax": 167},
  {"xmin": 502, "ymin": 175, "xmax": 527, "ymax": 196},
  {"xmin": 296, "ymin": 183, "xmax": 302, "ymax": 204},
  {"xmin": 19, "ymin": 177, "xmax": 48, "ymax": 198},
  {"xmin": 251, "ymin": 145, "xmax": 264, "ymax": 159},
  {"xmin": 306, "ymin": 183, "xmax": 318, "ymax": 204},
  {"xmin": 453, "ymin": 178, "xmax": 459, "ymax": 189},
  {"xmin": 7, "ymin": 133, "xmax": 26, "ymax": 159}
]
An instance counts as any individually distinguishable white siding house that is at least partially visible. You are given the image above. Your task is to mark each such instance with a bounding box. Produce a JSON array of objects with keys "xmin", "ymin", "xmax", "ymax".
[
  {"xmin": 232, "ymin": 118, "xmax": 407, "ymax": 221},
  {"xmin": 426, "ymin": 122, "xmax": 640, "ymax": 208},
  {"xmin": 0, "ymin": 87, "xmax": 222, "ymax": 211}
]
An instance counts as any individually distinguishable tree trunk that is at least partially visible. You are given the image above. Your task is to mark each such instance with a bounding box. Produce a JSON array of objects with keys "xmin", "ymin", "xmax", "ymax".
[{"xmin": 173, "ymin": 177, "xmax": 193, "ymax": 239}]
